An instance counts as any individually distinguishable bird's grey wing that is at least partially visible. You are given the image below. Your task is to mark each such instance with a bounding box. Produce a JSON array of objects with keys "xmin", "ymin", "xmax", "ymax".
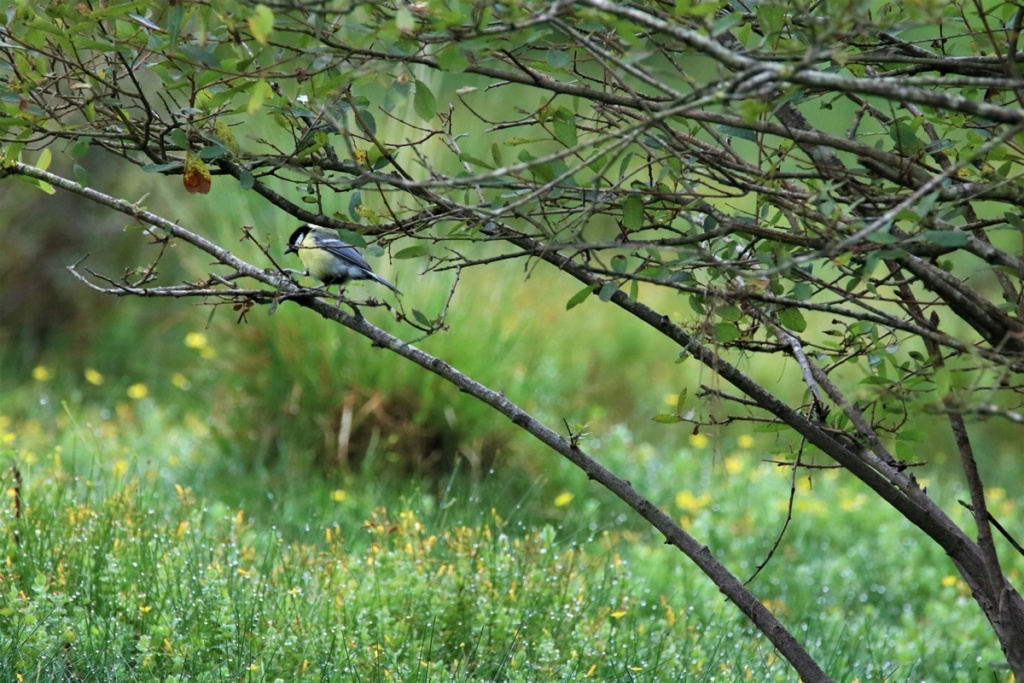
[{"xmin": 320, "ymin": 239, "xmax": 375, "ymax": 273}]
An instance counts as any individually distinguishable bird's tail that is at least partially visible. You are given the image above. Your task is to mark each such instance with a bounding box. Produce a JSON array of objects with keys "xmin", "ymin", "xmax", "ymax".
[{"xmin": 374, "ymin": 273, "xmax": 402, "ymax": 295}]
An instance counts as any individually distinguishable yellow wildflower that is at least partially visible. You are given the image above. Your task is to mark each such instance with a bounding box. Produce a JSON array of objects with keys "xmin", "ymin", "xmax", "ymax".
[
  {"xmin": 184, "ymin": 332, "xmax": 208, "ymax": 349},
  {"xmin": 724, "ymin": 455, "xmax": 744, "ymax": 474},
  {"xmin": 675, "ymin": 490, "xmax": 711, "ymax": 513},
  {"xmin": 127, "ymin": 383, "xmax": 148, "ymax": 400}
]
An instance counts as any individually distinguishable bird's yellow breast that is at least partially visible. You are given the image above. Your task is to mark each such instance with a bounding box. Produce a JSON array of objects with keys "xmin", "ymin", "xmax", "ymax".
[{"xmin": 297, "ymin": 238, "xmax": 341, "ymax": 282}]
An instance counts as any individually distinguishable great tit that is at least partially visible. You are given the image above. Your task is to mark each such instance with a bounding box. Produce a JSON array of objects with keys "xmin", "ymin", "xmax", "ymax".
[{"xmin": 286, "ymin": 224, "xmax": 401, "ymax": 295}]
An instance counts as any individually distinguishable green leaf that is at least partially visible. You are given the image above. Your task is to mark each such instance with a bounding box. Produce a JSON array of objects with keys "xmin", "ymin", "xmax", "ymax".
[
  {"xmin": 436, "ymin": 44, "xmax": 469, "ymax": 72},
  {"xmin": 622, "ymin": 194, "xmax": 643, "ymax": 230},
  {"xmin": 756, "ymin": 4, "xmax": 785, "ymax": 37},
  {"xmin": 413, "ymin": 80, "xmax": 437, "ymax": 122},
  {"xmin": 355, "ymin": 108, "xmax": 377, "ymax": 136},
  {"xmin": 897, "ymin": 428, "xmax": 925, "ymax": 442},
  {"xmin": 566, "ymin": 283, "xmax": 597, "ymax": 310},
  {"xmin": 778, "ymin": 307, "xmax": 807, "ymax": 333},
  {"xmin": 617, "ymin": 152, "xmax": 634, "ymax": 179},
  {"xmin": 395, "ymin": 6, "xmax": 415, "ymax": 32},
  {"xmin": 676, "ymin": 388, "xmax": 688, "ymax": 411},
  {"xmin": 790, "ymin": 282, "xmax": 813, "ymax": 301},
  {"xmin": 36, "ymin": 148, "xmax": 51, "ymax": 171},
  {"xmin": 198, "ymin": 145, "xmax": 227, "ymax": 160},
  {"xmin": 598, "ymin": 281, "xmax": 619, "ymax": 301},
  {"xmin": 714, "ymin": 322, "xmax": 740, "ymax": 343},
  {"xmin": 711, "ymin": 11, "xmax": 745, "ymax": 36},
  {"xmin": 73, "ymin": 163, "xmax": 89, "ymax": 187},
  {"xmin": 295, "ymin": 130, "xmax": 327, "ymax": 157},
  {"xmin": 866, "ymin": 228, "xmax": 898, "ymax": 244},
  {"xmin": 889, "ymin": 121, "xmax": 924, "ymax": 153},
  {"xmin": 652, "ymin": 414, "xmax": 683, "ymax": 424},
  {"xmin": 394, "ymin": 245, "xmax": 429, "ymax": 259},
  {"xmin": 70, "ymin": 137, "xmax": 90, "ymax": 159},
  {"xmin": 611, "ymin": 255, "xmax": 628, "ymax": 273},
  {"xmin": 717, "ymin": 304, "xmax": 742, "ymax": 322},
  {"xmin": 716, "ymin": 125, "xmax": 759, "ymax": 142},
  {"xmin": 169, "ymin": 129, "xmax": 188, "ymax": 150},
  {"xmin": 177, "ymin": 44, "xmax": 220, "ymax": 68},
  {"xmin": 895, "ymin": 437, "xmax": 918, "ymax": 462},
  {"xmin": 238, "ymin": 170, "xmax": 254, "ymax": 190},
  {"xmin": 528, "ymin": 161, "xmax": 554, "ymax": 183},
  {"xmin": 458, "ymin": 153, "xmax": 492, "ymax": 170},
  {"xmin": 248, "ymin": 79, "xmax": 274, "ymax": 115},
  {"xmin": 552, "ymin": 107, "xmax": 577, "ymax": 147},
  {"xmin": 166, "ymin": 3, "xmax": 184, "ymax": 46},
  {"xmin": 248, "ymin": 4, "xmax": 275, "ymax": 45},
  {"xmin": 17, "ymin": 174, "xmax": 55, "ymax": 195},
  {"xmin": 546, "ymin": 48, "xmax": 570, "ymax": 69},
  {"xmin": 412, "ymin": 309, "xmax": 430, "ymax": 326},
  {"xmin": 919, "ymin": 230, "xmax": 968, "ymax": 247},
  {"xmin": 347, "ymin": 192, "xmax": 363, "ymax": 222}
]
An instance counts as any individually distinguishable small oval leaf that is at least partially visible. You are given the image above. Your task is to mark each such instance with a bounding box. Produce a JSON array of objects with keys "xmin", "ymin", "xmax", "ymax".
[
  {"xmin": 598, "ymin": 281, "xmax": 619, "ymax": 302},
  {"xmin": 394, "ymin": 245, "xmax": 429, "ymax": 259},
  {"xmin": 566, "ymin": 284, "xmax": 597, "ymax": 310},
  {"xmin": 622, "ymin": 194, "xmax": 643, "ymax": 230},
  {"xmin": 552, "ymin": 107, "xmax": 577, "ymax": 147},
  {"xmin": 73, "ymin": 164, "xmax": 89, "ymax": 187},
  {"xmin": 778, "ymin": 307, "xmax": 807, "ymax": 333},
  {"xmin": 413, "ymin": 79, "xmax": 437, "ymax": 122},
  {"xmin": 714, "ymin": 322, "xmax": 741, "ymax": 343}
]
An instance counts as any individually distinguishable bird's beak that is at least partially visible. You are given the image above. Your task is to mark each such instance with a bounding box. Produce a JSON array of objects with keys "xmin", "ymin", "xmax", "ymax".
[{"xmin": 285, "ymin": 244, "xmax": 297, "ymax": 254}]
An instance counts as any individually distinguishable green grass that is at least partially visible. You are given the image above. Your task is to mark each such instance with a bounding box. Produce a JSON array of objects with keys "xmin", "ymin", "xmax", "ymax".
[
  {"xmin": 0, "ymin": 447, "xmax": 767, "ymax": 681},
  {"xmin": 0, "ymin": 395, "xmax": 1018, "ymax": 682}
]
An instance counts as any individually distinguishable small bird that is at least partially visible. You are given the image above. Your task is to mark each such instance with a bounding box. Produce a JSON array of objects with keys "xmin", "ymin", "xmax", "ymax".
[{"xmin": 285, "ymin": 224, "xmax": 401, "ymax": 295}]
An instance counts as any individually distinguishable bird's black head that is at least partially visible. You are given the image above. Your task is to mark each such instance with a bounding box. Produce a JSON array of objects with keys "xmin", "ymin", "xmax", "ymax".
[{"xmin": 285, "ymin": 224, "xmax": 311, "ymax": 254}]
